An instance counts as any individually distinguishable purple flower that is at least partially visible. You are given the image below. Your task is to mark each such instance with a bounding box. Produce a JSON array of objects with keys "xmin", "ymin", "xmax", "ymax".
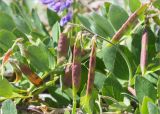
[
  {"xmin": 65, "ymin": 0, "xmax": 73, "ymax": 8},
  {"xmin": 41, "ymin": 0, "xmax": 73, "ymax": 26},
  {"xmin": 49, "ymin": 1, "xmax": 61, "ymax": 12},
  {"xmin": 41, "ymin": 0, "xmax": 54, "ymax": 4},
  {"xmin": 41, "ymin": 0, "xmax": 73, "ymax": 12},
  {"xmin": 60, "ymin": 12, "xmax": 72, "ymax": 26}
]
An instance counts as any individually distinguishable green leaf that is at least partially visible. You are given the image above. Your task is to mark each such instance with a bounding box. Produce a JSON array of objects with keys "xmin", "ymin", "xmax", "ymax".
[
  {"xmin": 78, "ymin": 14, "xmax": 108, "ymax": 37},
  {"xmin": 153, "ymin": 0, "xmax": 160, "ymax": 9},
  {"xmin": 27, "ymin": 43, "xmax": 50, "ymax": 70},
  {"xmin": 80, "ymin": 86, "xmax": 98, "ymax": 114},
  {"xmin": 0, "ymin": 77, "xmax": 13, "ymax": 97},
  {"xmin": 108, "ymin": 4, "xmax": 129, "ymax": 30},
  {"xmin": 52, "ymin": 22, "xmax": 61, "ymax": 47},
  {"xmin": 78, "ymin": 14, "xmax": 92, "ymax": 31},
  {"xmin": 102, "ymin": 76, "xmax": 124, "ymax": 102},
  {"xmin": 27, "ymin": 41, "xmax": 53, "ymax": 72},
  {"xmin": 0, "ymin": 30, "xmax": 17, "ymax": 51},
  {"xmin": 128, "ymin": 0, "xmax": 141, "ymax": 12},
  {"xmin": 100, "ymin": 2, "xmax": 111, "ymax": 17},
  {"xmin": 31, "ymin": 9, "xmax": 46, "ymax": 36},
  {"xmin": 140, "ymin": 96, "xmax": 153, "ymax": 114},
  {"xmin": 48, "ymin": 87, "xmax": 71, "ymax": 107},
  {"xmin": 90, "ymin": 12, "xmax": 115, "ymax": 37},
  {"xmin": 148, "ymin": 102, "xmax": 160, "ymax": 114},
  {"xmin": 47, "ymin": 9, "xmax": 60, "ymax": 27},
  {"xmin": 94, "ymin": 72, "xmax": 107, "ymax": 90},
  {"xmin": 1, "ymin": 99, "xmax": 17, "ymax": 114},
  {"xmin": 103, "ymin": 46, "xmax": 129, "ymax": 79},
  {"xmin": 0, "ymin": 0, "xmax": 13, "ymax": 16},
  {"xmin": 135, "ymin": 76, "xmax": 157, "ymax": 103},
  {"xmin": 157, "ymin": 77, "xmax": 160, "ymax": 98},
  {"xmin": 13, "ymin": 15, "xmax": 31, "ymax": 34},
  {"xmin": 0, "ymin": 12, "xmax": 15, "ymax": 31}
]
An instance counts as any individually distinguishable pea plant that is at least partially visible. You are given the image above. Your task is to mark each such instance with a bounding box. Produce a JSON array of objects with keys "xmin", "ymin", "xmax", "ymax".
[{"xmin": 0, "ymin": 0, "xmax": 160, "ymax": 113}]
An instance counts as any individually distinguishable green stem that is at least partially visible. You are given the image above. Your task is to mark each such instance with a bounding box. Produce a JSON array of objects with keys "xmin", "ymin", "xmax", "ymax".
[
  {"xmin": 72, "ymin": 87, "xmax": 77, "ymax": 114},
  {"xmin": 28, "ymin": 67, "xmax": 63, "ymax": 93},
  {"xmin": 32, "ymin": 77, "xmax": 59, "ymax": 95}
]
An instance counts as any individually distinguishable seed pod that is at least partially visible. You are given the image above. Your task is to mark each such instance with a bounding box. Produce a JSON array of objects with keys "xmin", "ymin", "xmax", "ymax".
[
  {"xmin": 19, "ymin": 64, "xmax": 43, "ymax": 86},
  {"xmin": 140, "ymin": 29, "xmax": 148, "ymax": 76},
  {"xmin": 2, "ymin": 49, "xmax": 12, "ymax": 65},
  {"xmin": 86, "ymin": 36, "xmax": 96, "ymax": 95},
  {"xmin": 110, "ymin": 3, "xmax": 148, "ymax": 45},
  {"xmin": 63, "ymin": 64, "xmax": 72, "ymax": 87},
  {"xmin": 72, "ymin": 32, "xmax": 82, "ymax": 90},
  {"xmin": 57, "ymin": 33, "xmax": 69, "ymax": 64}
]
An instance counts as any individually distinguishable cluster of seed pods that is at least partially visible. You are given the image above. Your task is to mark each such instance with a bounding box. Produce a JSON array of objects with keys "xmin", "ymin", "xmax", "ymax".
[{"xmin": 57, "ymin": 30, "xmax": 97, "ymax": 113}]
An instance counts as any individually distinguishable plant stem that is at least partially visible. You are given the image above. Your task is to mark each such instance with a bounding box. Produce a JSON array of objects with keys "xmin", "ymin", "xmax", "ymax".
[{"xmin": 72, "ymin": 87, "xmax": 77, "ymax": 114}]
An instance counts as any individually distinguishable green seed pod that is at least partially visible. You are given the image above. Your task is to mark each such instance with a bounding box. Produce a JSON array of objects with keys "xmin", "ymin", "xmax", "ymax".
[
  {"xmin": 86, "ymin": 36, "xmax": 96, "ymax": 95},
  {"xmin": 140, "ymin": 29, "xmax": 148, "ymax": 76},
  {"xmin": 72, "ymin": 32, "xmax": 82, "ymax": 90},
  {"xmin": 57, "ymin": 33, "xmax": 69, "ymax": 64}
]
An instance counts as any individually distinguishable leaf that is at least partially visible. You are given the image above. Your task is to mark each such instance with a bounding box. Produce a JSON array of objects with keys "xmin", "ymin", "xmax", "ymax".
[
  {"xmin": 102, "ymin": 76, "xmax": 124, "ymax": 102},
  {"xmin": 0, "ymin": 0, "xmax": 13, "ymax": 16},
  {"xmin": 1, "ymin": 99, "xmax": 17, "ymax": 114},
  {"xmin": 48, "ymin": 87, "xmax": 71, "ymax": 107},
  {"xmin": 103, "ymin": 45, "xmax": 129, "ymax": 79},
  {"xmin": 100, "ymin": 2, "xmax": 111, "ymax": 17},
  {"xmin": 157, "ymin": 77, "xmax": 160, "ymax": 98},
  {"xmin": 13, "ymin": 15, "xmax": 31, "ymax": 34},
  {"xmin": 0, "ymin": 30, "xmax": 17, "ymax": 51},
  {"xmin": 47, "ymin": 8, "xmax": 60, "ymax": 27},
  {"xmin": 108, "ymin": 4, "xmax": 129, "ymax": 30},
  {"xmin": 135, "ymin": 76, "xmax": 157, "ymax": 103},
  {"xmin": 153, "ymin": 0, "xmax": 160, "ymax": 9},
  {"xmin": 27, "ymin": 41, "xmax": 52, "ymax": 72},
  {"xmin": 140, "ymin": 96, "xmax": 153, "ymax": 114},
  {"xmin": 94, "ymin": 72, "xmax": 107, "ymax": 90},
  {"xmin": 0, "ymin": 12, "xmax": 15, "ymax": 31},
  {"xmin": 52, "ymin": 22, "xmax": 61, "ymax": 47},
  {"xmin": 90, "ymin": 12, "xmax": 115, "ymax": 37},
  {"xmin": 31, "ymin": 9, "xmax": 46, "ymax": 36},
  {"xmin": 78, "ymin": 14, "xmax": 92, "ymax": 31},
  {"xmin": 148, "ymin": 102, "xmax": 160, "ymax": 114},
  {"xmin": 0, "ymin": 77, "xmax": 13, "ymax": 97},
  {"xmin": 78, "ymin": 14, "xmax": 108, "ymax": 38},
  {"xmin": 128, "ymin": 0, "xmax": 141, "ymax": 12},
  {"xmin": 80, "ymin": 86, "xmax": 98, "ymax": 114}
]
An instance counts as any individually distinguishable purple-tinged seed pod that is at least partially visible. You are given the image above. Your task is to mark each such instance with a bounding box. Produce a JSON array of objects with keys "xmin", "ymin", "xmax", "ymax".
[
  {"xmin": 57, "ymin": 33, "xmax": 69, "ymax": 65},
  {"xmin": 72, "ymin": 32, "xmax": 82, "ymax": 90},
  {"xmin": 140, "ymin": 29, "xmax": 148, "ymax": 76},
  {"xmin": 63, "ymin": 64, "xmax": 72, "ymax": 87},
  {"xmin": 86, "ymin": 36, "xmax": 96, "ymax": 95}
]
